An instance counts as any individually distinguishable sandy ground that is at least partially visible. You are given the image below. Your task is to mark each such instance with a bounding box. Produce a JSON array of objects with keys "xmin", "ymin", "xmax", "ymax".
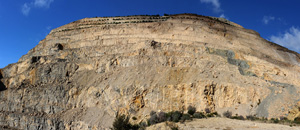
[
  {"xmin": 178, "ymin": 118, "xmax": 300, "ymax": 130},
  {"xmin": 147, "ymin": 117, "xmax": 300, "ymax": 130}
]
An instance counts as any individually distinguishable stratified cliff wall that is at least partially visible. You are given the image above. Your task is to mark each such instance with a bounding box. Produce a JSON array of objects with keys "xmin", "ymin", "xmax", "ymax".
[{"xmin": 0, "ymin": 14, "xmax": 300, "ymax": 129}]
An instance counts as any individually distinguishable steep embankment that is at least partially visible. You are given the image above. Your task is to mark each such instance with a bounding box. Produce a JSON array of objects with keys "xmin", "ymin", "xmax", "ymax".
[{"xmin": 0, "ymin": 14, "xmax": 300, "ymax": 129}]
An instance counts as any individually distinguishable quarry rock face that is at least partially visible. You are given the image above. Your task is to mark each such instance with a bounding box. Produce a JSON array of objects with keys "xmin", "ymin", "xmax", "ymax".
[{"xmin": 0, "ymin": 14, "xmax": 300, "ymax": 129}]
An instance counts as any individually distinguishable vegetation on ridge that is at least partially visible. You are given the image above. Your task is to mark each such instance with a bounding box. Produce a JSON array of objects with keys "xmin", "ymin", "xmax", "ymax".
[
  {"xmin": 112, "ymin": 107, "xmax": 300, "ymax": 129},
  {"xmin": 222, "ymin": 111, "xmax": 300, "ymax": 127},
  {"xmin": 112, "ymin": 106, "xmax": 219, "ymax": 130}
]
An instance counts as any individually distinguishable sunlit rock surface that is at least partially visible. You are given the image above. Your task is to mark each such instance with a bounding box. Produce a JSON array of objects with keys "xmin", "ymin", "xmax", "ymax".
[{"xmin": 0, "ymin": 14, "xmax": 300, "ymax": 129}]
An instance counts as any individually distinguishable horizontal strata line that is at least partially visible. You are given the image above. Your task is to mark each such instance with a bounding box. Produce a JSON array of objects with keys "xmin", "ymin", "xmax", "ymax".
[
  {"xmin": 64, "ymin": 42, "xmax": 206, "ymax": 50},
  {"xmin": 76, "ymin": 19, "xmax": 168, "ymax": 26},
  {"xmin": 0, "ymin": 110, "xmax": 51, "ymax": 118},
  {"xmin": 78, "ymin": 15, "xmax": 223, "ymax": 22},
  {"xmin": 39, "ymin": 39, "xmax": 208, "ymax": 53},
  {"xmin": 49, "ymin": 36, "xmax": 209, "ymax": 45},
  {"xmin": 44, "ymin": 48, "xmax": 206, "ymax": 59},
  {"xmin": 58, "ymin": 45, "xmax": 207, "ymax": 55},
  {"xmin": 53, "ymin": 22, "xmax": 249, "ymax": 38},
  {"xmin": 69, "ymin": 44, "xmax": 205, "ymax": 51},
  {"xmin": 58, "ymin": 15, "xmax": 238, "ymax": 30},
  {"xmin": 19, "ymin": 49, "xmax": 205, "ymax": 64},
  {"xmin": 50, "ymin": 25, "xmax": 210, "ymax": 38},
  {"xmin": 73, "ymin": 19, "xmax": 209, "ymax": 29},
  {"xmin": 51, "ymin": 20, "xmax": 169, "ymax": 34},
  {"xmin": 48, "ymin": 31, "xmax": 212, "ymax": 39},
  {"xmin": 87, "ymin": 51, "xmax": 204, "ymax": 59},
  {"xmin": 49, "ymin": 36, "xmax": 211, "ymax": 45},
  {"xmin": 3, "ymin": 54, "xmax": 214, "ymax": 79},
  {"xmin": 49, "ymin": 28, "xmax": 239, "ymax": 43},
  {"xmin": 24, "ymin": 43, "xmax": 206, "ymax": 60},
  {"xmin": 50, "ymin": 18, "xmax": 226, "ymax": 34}
]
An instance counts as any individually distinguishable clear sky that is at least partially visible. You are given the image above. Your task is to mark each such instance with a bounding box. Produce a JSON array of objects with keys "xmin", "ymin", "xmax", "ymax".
[{"xmin": 1, "ymin": 0, "xmax": 300, "ymax": 68}]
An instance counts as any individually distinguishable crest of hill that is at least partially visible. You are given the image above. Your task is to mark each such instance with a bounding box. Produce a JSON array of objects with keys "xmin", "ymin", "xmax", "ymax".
[{"xmin": 49, "ymin": 13, "xmax": 244, "ymax": 34}]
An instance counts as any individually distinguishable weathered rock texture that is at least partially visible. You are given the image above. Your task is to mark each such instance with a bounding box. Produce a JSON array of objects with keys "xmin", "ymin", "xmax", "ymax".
[{"xmin": 1, "ymin": 14, "xmax": 300, "ymax": 129}]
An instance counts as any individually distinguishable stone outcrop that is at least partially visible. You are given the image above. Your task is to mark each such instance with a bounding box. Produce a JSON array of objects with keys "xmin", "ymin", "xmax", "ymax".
[{"xmin": 0, "ymin": 14, "xmax": 300, "ymax": 129}]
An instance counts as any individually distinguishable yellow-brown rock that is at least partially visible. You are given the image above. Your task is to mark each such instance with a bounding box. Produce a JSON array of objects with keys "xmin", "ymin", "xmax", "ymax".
[{"xmin": 0, "ymin": 14, "xmax": 300, "ymax": 129}]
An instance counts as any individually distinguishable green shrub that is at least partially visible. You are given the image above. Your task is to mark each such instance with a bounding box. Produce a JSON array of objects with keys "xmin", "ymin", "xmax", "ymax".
[
  {"xmin": 205, "ymin": 108, "xmax": 211, "ymax": 114},
  {"xmin": 246, "ymin": 115, "xmax": 259, "ymax": 121},
  {"xmin": 193, "ymin": 112, "xmax": 206, "ymax": 119},
  {"xmin": 148, "ymin": 111, "xmax": 168, "ymax": 125},
  {"xmin": 148, "ymin": 111, "xmax": 158, "ymax": 125},
  {"xmin": 138, "ymin": 122, "xmax": 147, "ymax": 129},
  {"xmin": 223, "ymin": 111, "xmax": 232, "ymax": 118},
  {"xmin": 181, "ymin": 114, "xmax": 192, "ymax": 121},
  {"xmin": 280, "ymin": 116, "xmax": 288, "ymax": 121},
  {"xmin": 260, "ymin": 117, "xmax": 268, "ymax": 121},
  {"xmin": 238, "ymin": 115, "xmax": 245, "ymax": 120},
  {"xmin": 187, "ymin": 106, "xmax": 196, "ymax": 115},
  {"xmin": 294, "ymin": 117, "xmax": 300, "ymax": 124},
  {"xmin": 150, "ymin": 111, "xmax": 156, "ymax": 116},
  {"xmin": 211, "ymin": 112, "xmax": 220, "ymax": 117},
  {"xmin": 271, "ymin": 118, "xmax": 279, "ymax": 123},
  {"xmin": 279, "ymin": 117, "xmax": 292, "ymax": 124},
  {"xmin": 167, "ymin": 111, "xmax": 182, "ymax": 122},
  {"xmin": 206, "ymin": 113, "xmax": 214, "ymax": 117},
  {"xmin": 231, "ymin": 115, "xmax": 244, "ymax": 120},
  {"xmin": 112, "ymin": 114, "xmax": 139, "ymax": 130},
  {"xmin": 157, "ymin": 112, "xmax": 167, "ymax": 123}
]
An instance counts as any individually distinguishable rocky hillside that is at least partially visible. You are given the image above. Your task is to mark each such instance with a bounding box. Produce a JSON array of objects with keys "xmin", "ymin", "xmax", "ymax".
[{"xmin": 0, "ymin": 14, "xmax": 300, "ymax": 129}]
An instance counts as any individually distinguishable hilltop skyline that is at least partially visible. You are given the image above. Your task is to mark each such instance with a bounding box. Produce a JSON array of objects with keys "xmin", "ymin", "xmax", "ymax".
[{"xmin": 1, "ymin": 0, "xmax": 300, "ymax": 68}]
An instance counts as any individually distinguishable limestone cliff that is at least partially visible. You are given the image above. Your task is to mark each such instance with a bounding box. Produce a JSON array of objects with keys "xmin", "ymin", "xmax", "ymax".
[{"xmin": 1, "ymin": 14, "xmax": 300, "ymax": 129}]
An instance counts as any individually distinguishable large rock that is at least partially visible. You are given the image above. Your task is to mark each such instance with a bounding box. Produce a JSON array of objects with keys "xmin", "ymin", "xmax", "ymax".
[{"xmin": 0, "ymin": 14, "xmax": 300, "ymax": 129}]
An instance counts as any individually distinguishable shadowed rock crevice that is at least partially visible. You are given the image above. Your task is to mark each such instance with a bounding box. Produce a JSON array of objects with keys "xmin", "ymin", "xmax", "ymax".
[
  {"xmin": 31, "ymin": 56, "xmax": 41, "ymax": 64},
  {"xmin": 0, "ymin": 70, "xmax": 6, "ymax": 91},
  {"xmin": 55, "ymin": 43, "xmax": 64, "ymax": 51},
  {"xmin": 150, "ymin": 40, "xmax": 161, "ymax": 49},
  {"xmin": 0, "ymin": 81, "xmax": 6, "ymax": 91},
  {"xmin": 204, "ymin": 83, "xmax": 216, "ymax": 112}
]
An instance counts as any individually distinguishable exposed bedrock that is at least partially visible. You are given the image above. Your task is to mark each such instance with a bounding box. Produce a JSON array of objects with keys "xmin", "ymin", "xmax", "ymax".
[{"xmin": 0, "ymin": 14, "xmax": 300, "ymax": 129}]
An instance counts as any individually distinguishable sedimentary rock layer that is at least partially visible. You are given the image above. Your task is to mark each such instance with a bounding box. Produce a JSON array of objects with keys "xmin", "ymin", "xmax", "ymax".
[{"xmin": 0, "ymin": 14, "xmax": 300, "ymax": 129}]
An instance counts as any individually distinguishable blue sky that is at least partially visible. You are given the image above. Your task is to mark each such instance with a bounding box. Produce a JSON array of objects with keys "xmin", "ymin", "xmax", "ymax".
[{"xmin": 1, "ymin": 0, "xmax": 300, "ymax": 68}]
